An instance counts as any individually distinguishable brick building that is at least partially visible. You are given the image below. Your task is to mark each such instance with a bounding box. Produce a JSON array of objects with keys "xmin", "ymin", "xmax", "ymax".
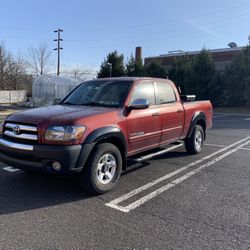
[{"xmin": 144, "ymin": 47, "xmax": 245, "ymax": 71}]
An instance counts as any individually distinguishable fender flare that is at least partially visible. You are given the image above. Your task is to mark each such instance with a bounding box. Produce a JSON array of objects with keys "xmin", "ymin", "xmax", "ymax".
[
  {"xmin": 77, "ymin": 126, "xmax": 127, "ymax": 171},
  {"xmin": 85, "ymin": 126, "xmax": 127, "ymax": 150},
  {"xmin": 187, "ymin": 112, "xmax": 206, "ymax": 139}
]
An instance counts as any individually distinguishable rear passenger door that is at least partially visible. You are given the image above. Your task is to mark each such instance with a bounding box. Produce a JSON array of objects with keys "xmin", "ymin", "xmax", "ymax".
[
  {"xmin": 126, "ymin": 81, "xmax": 161, "ymax": 155},
  {"xmin": 155, "ymin": 81, "xmax": 184, "ymax": 144}
]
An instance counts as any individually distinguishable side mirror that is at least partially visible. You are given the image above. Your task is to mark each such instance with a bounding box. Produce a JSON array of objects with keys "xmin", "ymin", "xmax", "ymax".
[
  {"xmin": 129, "ymin": 98, "xmax": 149, "ymax": 110},
  {"xmin": 180, "ymin": 95, "xmax": 196, "ymax": 102}
]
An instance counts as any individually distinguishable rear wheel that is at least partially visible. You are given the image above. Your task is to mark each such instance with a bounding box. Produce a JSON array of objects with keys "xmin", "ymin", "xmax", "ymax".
[
  {"xmin": 185, "ymin": 125, "xmax": 204, "ymax": 154},
  {"xmin": 79, "ymin": 143, "xmax": 122, "ymax": 194}
]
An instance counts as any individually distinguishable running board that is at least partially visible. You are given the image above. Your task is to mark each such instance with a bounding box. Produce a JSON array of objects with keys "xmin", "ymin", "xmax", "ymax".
[{"xmin": 129, "ymin": 142, "xmax": 184, "ymax": 163}]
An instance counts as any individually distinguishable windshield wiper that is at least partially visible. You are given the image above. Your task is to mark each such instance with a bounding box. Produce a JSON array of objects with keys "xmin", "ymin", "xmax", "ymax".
[
  {"xmin": 63, "ymin": 101, "xmax": 116, "ymax": 107},
  {"xmin": 62, "ymin": 101, "xmax": 78, "ymax": 105},
  {"xmin": 81, "ymin": 102, "xmax": 108, "ymax": 107}
]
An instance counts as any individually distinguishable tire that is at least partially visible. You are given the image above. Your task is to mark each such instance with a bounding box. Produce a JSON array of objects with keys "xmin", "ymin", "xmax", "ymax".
[
  {"xmin": 79, "ymin": 143, "xmax": 123, "ymax": 194},
  {"xmin": 185, "ymin": 125, "xmax": 204, "ymax": 154}
]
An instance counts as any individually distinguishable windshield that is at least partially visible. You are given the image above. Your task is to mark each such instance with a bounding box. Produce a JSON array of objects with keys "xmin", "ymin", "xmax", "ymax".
[{"xmin": 62, "ymin": 80, "xmax": 133, "ymax": 108}]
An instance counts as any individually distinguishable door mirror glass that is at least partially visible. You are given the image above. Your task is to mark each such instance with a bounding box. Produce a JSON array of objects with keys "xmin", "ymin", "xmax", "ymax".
[{"xmin": 129, "ymin": 98, "xmax": 149, "ymax": 110}]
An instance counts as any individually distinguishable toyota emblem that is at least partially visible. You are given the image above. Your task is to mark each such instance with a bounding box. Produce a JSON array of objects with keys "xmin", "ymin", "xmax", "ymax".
[{"xmin": 13, "ymin": 126, "xmax": 21, "ymax": 135}]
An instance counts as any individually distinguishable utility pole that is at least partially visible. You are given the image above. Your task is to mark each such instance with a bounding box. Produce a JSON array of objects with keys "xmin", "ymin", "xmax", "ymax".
[{"xmin": 53, "ymin": 28, "xmax": 63, "ymax": 76}]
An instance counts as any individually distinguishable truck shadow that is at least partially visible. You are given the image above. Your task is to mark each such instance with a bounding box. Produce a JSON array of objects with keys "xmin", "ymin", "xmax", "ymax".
[
  {"xmin": 0, "ymin": 171, "xmax": 92, "ymax": 215},
  {"xmin": 124, "ymin": 149, "xmax": 190, "ymax": 175},
  {"xmin": 0, "ymin": 149, "xmax": 189, "ymax": 216}
]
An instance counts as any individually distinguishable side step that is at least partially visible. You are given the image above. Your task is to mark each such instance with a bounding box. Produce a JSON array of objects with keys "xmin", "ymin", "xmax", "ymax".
[{"xmin": 130, "ymin": 141, "xmax": 184, "ymax": 163}]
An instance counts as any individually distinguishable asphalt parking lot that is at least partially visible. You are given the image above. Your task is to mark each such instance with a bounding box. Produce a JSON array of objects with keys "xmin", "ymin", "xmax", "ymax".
[{"xmin": 0, "ymin": 113, "xmax": 249, "ymax": 249}]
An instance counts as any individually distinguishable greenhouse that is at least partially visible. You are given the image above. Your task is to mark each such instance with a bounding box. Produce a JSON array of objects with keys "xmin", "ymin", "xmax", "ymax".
[{"xmin": 32, "ymin": 75, "xmax": 82, "ymax": 107}]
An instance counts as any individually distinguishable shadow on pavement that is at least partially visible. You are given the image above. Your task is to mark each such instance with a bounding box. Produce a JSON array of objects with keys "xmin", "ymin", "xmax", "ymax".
[{"xmin": 0, "ymin": 171, "xmax": 92, "ymax": 216}]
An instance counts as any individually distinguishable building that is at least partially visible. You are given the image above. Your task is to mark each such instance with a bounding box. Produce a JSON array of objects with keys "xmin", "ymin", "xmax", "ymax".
[{"xmin": 144, "ymin": 46, "xmax": 245, "ymax": 71}]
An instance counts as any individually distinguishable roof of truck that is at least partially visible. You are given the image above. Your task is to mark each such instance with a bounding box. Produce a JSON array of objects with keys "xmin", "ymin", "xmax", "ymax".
[{"xmin": 93, "ymin": 77, "xmax": 170, "ymax": 82}]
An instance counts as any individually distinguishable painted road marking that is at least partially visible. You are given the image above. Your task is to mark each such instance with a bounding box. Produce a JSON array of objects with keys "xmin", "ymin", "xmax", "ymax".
[
  {"xmin": 3, "ymin": 166, "xmax": 20, "ymax": 172},
  {"xmin": 244, "ymin": 118, "xmax": 250, "ymax": 121},
  {"xmin": 213, "ymin": 114, "xmax": 230, "ymax": 119},
  {"xmin": 205, "ymin": 143, "xmax": 226, "ymax": 148},
  {"xmin": 106, "ymin": 137, "xmax": 250, "ymax": 212},
  {"xmin": 205, "ymin": 143, "xmax": 250, "ymax": 151},
  {"xmin": 240, "ymin": 147, "xmax": 250, "ymax": 151}
]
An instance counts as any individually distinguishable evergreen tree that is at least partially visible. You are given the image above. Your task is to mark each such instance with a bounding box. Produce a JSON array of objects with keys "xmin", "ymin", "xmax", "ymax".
[
  {"xmin": 144, "ymin": 60, "xmax": 167, "ymax": 78},
  {"xmin": 187, "ymin": 49, "xmax": 217, "ymax": 101},
  {"xmin": 97, "ymin": 51, "xmax": 125, "ymax": 78},
  {"xmin": 223, "ymin": 45, "xmax": 250, "ymax": 106},
  {"xmin": 126, "ymin": 54, "xmax": 144, "ymax": 76},
  {"xmin": 168, "ymin": 54, "xmax": 191, "ymax": 94}
]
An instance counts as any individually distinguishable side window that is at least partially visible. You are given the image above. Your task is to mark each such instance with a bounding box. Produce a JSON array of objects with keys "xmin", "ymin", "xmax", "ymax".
[
  {"xmin": 130, "ymin": 82, "xmax": 156, "ymax": 106},
  {"xmin": 156, "ymin": 82, "xmax": 176, "ymax": 104}
]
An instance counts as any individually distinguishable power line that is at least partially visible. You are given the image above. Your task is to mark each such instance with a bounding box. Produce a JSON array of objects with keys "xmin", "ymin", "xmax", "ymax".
[
  {"xmin": 62, "ymin": 16, "xmax": 250, "ymax": 51},
  {"xmin": 63, "ymin": 11, "xmax": 250, "ymax": 44},
  {"xmin": 0, "ymin": 1, "xmax": 249, "ymax": 35},
  {"xmin": 63, "ymin": 1, "xmax": 250, "ymax": 34}
]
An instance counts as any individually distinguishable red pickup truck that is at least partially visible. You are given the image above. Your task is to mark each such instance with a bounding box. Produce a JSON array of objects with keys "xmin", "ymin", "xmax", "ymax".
[{"xmin": 0, "ymin": 77, "xmax": 212, "ymax": 193}]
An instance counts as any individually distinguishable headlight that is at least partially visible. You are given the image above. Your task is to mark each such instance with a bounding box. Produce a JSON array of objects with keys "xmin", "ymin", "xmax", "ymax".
[{"xmin": 44, "ymin": 125, "xmax": 86, "ymax": 142}]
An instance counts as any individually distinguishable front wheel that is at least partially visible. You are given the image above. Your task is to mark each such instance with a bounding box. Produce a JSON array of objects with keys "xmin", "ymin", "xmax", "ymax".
[
  {"xmin": 185, "ymin": 125, "xmax": 204, "ymax": 154},
  {"xmin": 79, "ymin": 143, "xmax": 123, "ymax": 194}
]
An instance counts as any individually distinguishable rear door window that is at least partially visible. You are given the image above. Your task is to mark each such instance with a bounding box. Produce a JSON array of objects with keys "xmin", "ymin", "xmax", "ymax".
[{"xmin": 156, "ymin": 82, "xmax": 176, "ymax": 104}]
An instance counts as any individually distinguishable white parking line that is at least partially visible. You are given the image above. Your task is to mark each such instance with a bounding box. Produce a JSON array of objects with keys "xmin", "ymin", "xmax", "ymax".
[
  {"xmin": 240, "ymin": 147, "xmax": 250, "ymax": 151},
  {"xmin": 204, "ymin": 143, "xmax": 226, "ymax": 148},
  {"xmin": 3, "ymin": 166, "xmax": 20, "ymax": 172},
  {"xmin": 106, "ymin": 137, "xmax": 250, "ymax": 212},
  {"xmin": 213, "ymin": 114, "xmax": 230, "ymax": 119},
  {"xmin": 244, "ymin": 118, "xmax": 250, "ymax": 121},
  {"xmin": 205, "ymin": 143, "xmax": 250, "ymax": 152}
]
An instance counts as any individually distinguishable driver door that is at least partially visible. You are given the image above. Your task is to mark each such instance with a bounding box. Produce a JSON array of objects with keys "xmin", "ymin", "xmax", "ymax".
[{"xmin": 126, "ymin": 81, "xmax": 161, "ymax": 155}]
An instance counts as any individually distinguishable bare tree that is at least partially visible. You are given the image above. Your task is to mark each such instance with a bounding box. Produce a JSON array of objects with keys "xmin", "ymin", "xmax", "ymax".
[
  {"xmin": 61, "ymin": 66, "xmax": 96, "ymax": 80},
  {"xmin": 9, "ymin": 56, "xmax": 27, "ymax": 90},
  {"xmin": 0, "ymin": 43, "xmax": 15, "ymax": 90},
  {"xmin": 0, "ymin": 43, "xmax": 30, "ymax": 91},
  {"xmin": 27, "ymin": 44, "xmax": 53, "ymax": 76}
]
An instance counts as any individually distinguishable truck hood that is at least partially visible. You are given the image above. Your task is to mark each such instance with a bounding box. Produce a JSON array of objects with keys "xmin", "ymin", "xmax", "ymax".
[{"xmin": 7, "ymin": 105, "xmax": 116, "ymax": 125}]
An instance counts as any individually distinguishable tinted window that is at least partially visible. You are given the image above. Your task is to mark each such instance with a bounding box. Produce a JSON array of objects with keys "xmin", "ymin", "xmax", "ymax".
[
  {"xmin": 62, "ymin": 80, "xmax": 132, "ymax": 108},
  {"xmin": 130, "ymin": 82, "xmax": 156, "ymax": 106},
  {"xmin": 156, "ymin": 82, "xmax": 176, "ymax": 104}
]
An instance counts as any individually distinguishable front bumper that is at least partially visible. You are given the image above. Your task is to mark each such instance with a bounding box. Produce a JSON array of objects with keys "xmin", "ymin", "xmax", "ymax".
[{"xmin": 0, "ymin": 137, "xmax": 95, "ymax": 174}]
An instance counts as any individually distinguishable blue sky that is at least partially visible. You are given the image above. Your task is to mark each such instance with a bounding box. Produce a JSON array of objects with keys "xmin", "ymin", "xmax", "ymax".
[{"xmin": 0, "ymin": 0, "xmax": 249, "ymax": 73}]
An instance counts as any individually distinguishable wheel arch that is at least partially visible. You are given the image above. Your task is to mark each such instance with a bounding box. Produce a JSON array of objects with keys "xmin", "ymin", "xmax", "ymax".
[
  {"xmin": 84, "ymin": 126, "xmax": 127, "ymax": 170},
  {"xmin": 187, "ymin": 112, "xmax": 207, "ymax": 140}
]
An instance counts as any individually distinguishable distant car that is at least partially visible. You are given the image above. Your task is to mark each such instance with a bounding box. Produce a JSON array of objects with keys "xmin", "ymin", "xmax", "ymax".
[{"xmin": 0, "ymin": 77, "xmax": 213, "ymax": 193}]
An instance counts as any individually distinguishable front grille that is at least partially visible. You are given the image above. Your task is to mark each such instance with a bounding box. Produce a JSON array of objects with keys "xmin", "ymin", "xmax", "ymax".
[{"xmin": 3, "ymin": 122, "xmax": 38, "ymax": 144}]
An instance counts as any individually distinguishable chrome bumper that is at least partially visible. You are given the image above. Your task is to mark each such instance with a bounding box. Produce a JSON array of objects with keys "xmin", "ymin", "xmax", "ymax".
[{"xmin": 0, "ymin": 138, "xmax": 33, "ymax": 151}]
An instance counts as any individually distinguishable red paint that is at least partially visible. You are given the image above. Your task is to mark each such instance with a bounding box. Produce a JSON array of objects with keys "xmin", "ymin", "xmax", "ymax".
[{"xmin": 6, "ymin": 77, "xmax": 213, "ymax": 155}]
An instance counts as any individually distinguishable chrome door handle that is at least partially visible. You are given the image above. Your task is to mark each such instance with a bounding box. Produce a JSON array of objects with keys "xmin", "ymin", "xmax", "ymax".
[
  {"xmin": 152, "ymin": 112, "xmax": 160, "ymax": 117},
  {"xmin": 177, "ymin": 109, "xmax": 183, "ymax": 113}
]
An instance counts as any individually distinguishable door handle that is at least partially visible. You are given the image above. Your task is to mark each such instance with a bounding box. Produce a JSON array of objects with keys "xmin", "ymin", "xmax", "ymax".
[
  {"xmin": 176, "ymin": 109, "xmax": 183, "ymax": 113},
  {"xmin": 152, "ymin": 112, "xmax": 160, "ymax": 117}
]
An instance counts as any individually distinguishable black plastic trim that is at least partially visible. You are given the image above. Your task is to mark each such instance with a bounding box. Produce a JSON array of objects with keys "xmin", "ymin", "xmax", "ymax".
[
  {"xmin": 85, "ymin": 126, "xmax": 127, "ymax": 150},
  {"xmin": 187, "ymin": 112, "xmax": 206, "ymax": 139}
]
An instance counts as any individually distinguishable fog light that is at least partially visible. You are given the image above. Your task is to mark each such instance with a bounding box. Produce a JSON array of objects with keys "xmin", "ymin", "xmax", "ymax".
[{"xmin": 52, "ymin": 161, "xmax": 61, "ymax": 171}]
